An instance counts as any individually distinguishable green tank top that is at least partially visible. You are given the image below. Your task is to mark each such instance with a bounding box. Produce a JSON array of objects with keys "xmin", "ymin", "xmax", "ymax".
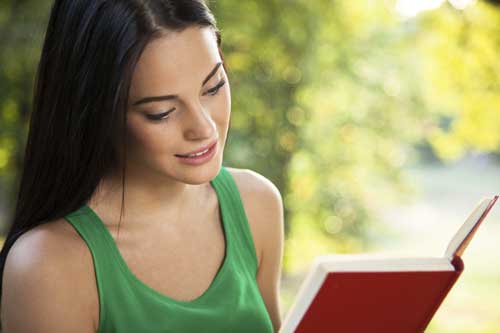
[{"xmin": 64, "ymin": 165, "xmax": 274, "ymax": 333}]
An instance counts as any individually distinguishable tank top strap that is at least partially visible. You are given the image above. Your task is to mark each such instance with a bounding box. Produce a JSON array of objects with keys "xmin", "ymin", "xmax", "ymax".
[
  {"xmin": 64, "ymin": 205, "xmax": 118, "ymax": 272},
  {"xmin": 211, "ymin": 166, "xmax": 259, "ymax": 276},
  {"xmin": 64, "ymin": 206, "xmax": 122, "ymax": 328}
]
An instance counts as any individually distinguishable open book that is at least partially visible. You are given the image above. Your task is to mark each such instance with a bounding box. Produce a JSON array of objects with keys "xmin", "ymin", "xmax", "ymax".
[{"xmin": 280, "ymin": 195, "xmax": 498, "ymax": 333}]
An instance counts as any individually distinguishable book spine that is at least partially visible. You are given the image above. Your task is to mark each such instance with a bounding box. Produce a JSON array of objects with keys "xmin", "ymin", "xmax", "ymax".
[{"xmin": 417, "ymin": 256, "xmax": 465, "ymax": 332}]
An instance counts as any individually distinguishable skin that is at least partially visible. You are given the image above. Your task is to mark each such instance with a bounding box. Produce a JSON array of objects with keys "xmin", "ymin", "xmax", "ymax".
[{"xmin": 1, "ymin": 25, "xmax": 284, "ymax": 332}]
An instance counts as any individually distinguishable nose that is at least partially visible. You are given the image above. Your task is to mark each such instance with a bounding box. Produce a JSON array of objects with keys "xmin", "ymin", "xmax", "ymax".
[{"xmin": 182, "ymin": 101, "xmax": 217, "ymax": 140}]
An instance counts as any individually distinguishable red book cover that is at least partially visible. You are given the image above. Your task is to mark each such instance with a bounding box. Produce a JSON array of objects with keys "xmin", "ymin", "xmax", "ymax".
[
  {"xmin": 280, "ymin": 195, "xmax": 498, "ymax": 333},
  {"xmin": 295, "ymin": 257, "xmax": 463, "ymax": 333}
]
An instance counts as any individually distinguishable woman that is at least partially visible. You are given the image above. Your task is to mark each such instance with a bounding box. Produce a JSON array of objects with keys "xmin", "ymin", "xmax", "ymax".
[{"xmin": 0, "ymin": 0, "xmax": 284, "ymax": 332}]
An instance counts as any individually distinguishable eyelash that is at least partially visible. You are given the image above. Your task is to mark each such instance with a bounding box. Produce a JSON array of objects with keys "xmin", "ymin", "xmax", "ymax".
[
  {"xmin": 147, "ymin": 79, "xmax": 227, "ymax": 123},
  {"xmin": 206, "ymin": 79, "xmax": 226, "ymax": 96}
]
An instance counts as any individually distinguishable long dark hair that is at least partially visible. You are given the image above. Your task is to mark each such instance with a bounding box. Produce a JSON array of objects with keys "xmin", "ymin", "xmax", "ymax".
[{"xmin": 0, "ymin": 0, "xmax": 227, "ymax": 301}]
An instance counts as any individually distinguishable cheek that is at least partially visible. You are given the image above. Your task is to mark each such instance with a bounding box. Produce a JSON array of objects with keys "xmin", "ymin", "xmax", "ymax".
[{"xmin": 126, "ymin": 120, "xmax": 171, "ymax": 156}]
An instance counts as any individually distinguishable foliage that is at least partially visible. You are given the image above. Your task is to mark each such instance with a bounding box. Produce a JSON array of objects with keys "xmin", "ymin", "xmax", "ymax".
[
  {"xmin": 417, "ymin": 1, "xmax": 500, "ymax": 161},
  {"xmin": 0, "ymin": 1, "xmax": 51, "ymax": 225}
]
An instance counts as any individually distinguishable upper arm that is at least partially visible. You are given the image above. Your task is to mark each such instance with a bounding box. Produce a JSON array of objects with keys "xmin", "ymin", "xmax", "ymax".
[
  {"xmin": 228, "ymin": 168, "xmax": 285, "ymax": 333},
  {"xmin": 1, "ymin": 223, "xmax": 96, "ymax": 333}
]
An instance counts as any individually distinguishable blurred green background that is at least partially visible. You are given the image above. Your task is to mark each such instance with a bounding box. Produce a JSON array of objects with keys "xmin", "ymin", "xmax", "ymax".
[{"xmin": 1, "ymin": 0, "xmax": 500, "ymax": 331}]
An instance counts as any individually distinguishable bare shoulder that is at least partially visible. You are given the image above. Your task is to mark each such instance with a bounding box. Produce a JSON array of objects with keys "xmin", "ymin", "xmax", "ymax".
[
  {"xmin": 225, "ymin": 167, "xmax": 282, "ymax": 199},
  {"xmin": 1, "ymin": 218, "xmax": 97, "ymax": 332},
  {"xmin": 224, "ymin": 167, "xmax": 284, "ymax": 267},
  {"xmin": 2, "ymin": 218, "xmax": 91, "ymax": 281}
]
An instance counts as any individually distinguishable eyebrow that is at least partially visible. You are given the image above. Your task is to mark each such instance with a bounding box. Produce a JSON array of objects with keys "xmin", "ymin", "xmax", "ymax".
[{"xmin": 132, "ymin": 61, "xmax": 223, "ymax": 106}]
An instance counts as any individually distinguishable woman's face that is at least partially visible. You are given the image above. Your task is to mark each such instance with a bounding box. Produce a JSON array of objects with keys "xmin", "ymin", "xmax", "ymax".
[{"xmin": 126, "ymin": 26, "xmax": 230, "ymax": 184}]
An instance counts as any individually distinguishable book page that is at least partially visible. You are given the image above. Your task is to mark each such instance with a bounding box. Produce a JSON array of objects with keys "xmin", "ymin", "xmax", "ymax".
[
  {"xmin": 317, "ymin": 255, "xmax": 454, "ymax": 271},
  {"xmin": 444, "ymin": 196, "xmax": 498, "ymax": 260}
]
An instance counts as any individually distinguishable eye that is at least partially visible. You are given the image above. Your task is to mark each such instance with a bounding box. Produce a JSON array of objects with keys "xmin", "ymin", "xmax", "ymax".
[
  {"xmin": 205, "ymin": 79, "xmax": 226, "ymax": 96},
  {"xmin": 146, "ymin": 108, "xmax": 175, "ymax": 122}
]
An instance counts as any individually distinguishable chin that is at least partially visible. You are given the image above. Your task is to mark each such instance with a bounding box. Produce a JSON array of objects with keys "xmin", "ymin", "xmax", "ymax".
[{"xmin": 173, "ymin": 159, "xmax": 222, "ymax": 185}]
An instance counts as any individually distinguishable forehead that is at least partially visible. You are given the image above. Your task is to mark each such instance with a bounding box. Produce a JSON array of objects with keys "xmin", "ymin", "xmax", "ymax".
[{"xmin": 129, "ymin": 26, "xmax": 220, "ymax": 99}]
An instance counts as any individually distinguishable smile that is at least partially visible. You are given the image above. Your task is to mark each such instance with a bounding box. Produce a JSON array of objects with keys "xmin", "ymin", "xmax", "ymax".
[{"xmin": 174, "ymin": 140, "xmax": 218, "ymax": 165}]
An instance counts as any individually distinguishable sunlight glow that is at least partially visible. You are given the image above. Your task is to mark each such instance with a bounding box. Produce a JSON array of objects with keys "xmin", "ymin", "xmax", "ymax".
[
  {"xmin": 396, "ymin": 0, "xmax": 477, "ymax": 17},
  {"xmin": 448, "ymin": 0, "xmax": 477, "ymax": 10},
  {"xmin": 396, "ymin": 0, "xmax": 444, "ymax": 17}
]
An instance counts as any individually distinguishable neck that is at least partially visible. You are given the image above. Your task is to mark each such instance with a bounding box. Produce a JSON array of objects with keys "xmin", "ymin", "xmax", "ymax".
[{"xmin": 88, "ymin": 166, "xmax": 213, "ymax": 230}]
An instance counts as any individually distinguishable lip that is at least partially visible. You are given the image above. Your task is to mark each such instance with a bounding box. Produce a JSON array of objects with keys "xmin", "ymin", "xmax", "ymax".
[
  {"xmin": 174, "ymin": 141, "xmax": 217, "ymax": 166},
  {"xmin": 175, "ymin": 139, "xmax": 219, "ymax": 157}
]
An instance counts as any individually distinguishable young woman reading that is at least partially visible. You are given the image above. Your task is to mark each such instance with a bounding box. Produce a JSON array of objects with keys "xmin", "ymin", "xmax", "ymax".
[{"xmin": 0, "ymin": 1, "xmax": 284, "ymax": 332}]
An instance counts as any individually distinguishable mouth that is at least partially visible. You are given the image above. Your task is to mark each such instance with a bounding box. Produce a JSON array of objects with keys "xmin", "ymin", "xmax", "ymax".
[{"xmin": 174, "ymin": 139, "xmax": 218, "ymax": 158}]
